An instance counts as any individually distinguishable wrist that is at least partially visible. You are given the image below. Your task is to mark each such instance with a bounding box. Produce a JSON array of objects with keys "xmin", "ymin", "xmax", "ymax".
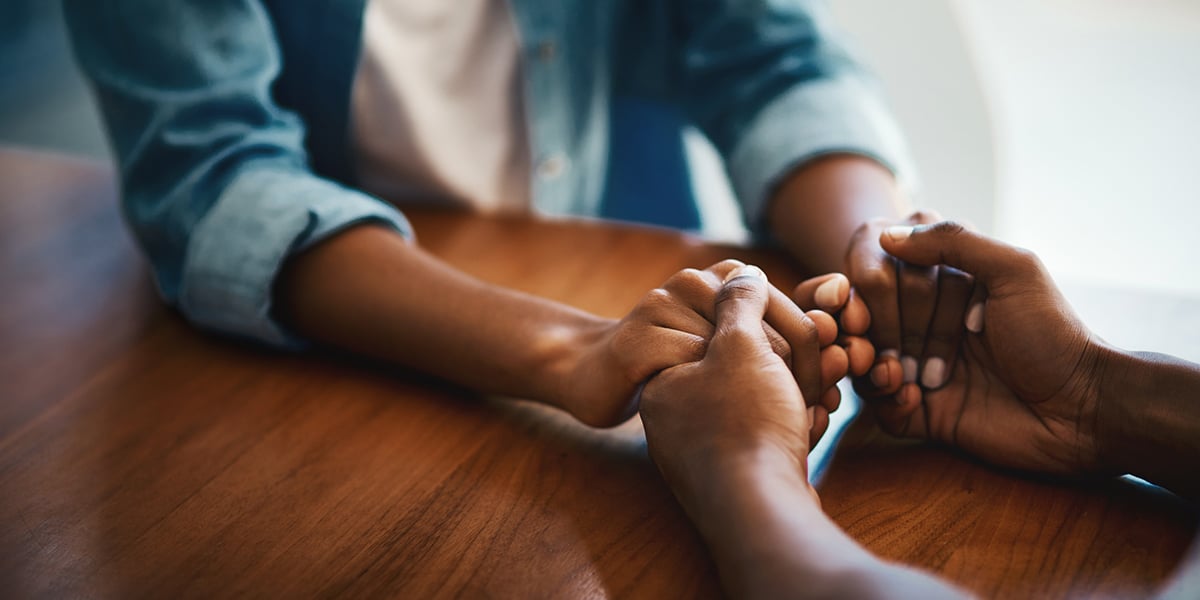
[
  {"xmin": 1095, "ymin": 347, "xmax": 1200, "ymax": 497},
  {"xmin": 1094, "ymin": 346, "xmax": 1141, "ymax": 477},
  {"xmin": 536, "ymin": 312, "xmax": 613, "ymax": 407},
  {"xmin": 686, "ymin": 443, "xmax": 817, "ymax": 517},
  {"xmin": 675, "ymin": 446, "xmax": 820, "ymax": 557}
]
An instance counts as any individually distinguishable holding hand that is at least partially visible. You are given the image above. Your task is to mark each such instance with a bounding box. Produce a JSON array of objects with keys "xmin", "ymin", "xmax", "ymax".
[
  {"xmin": 640, "ymin": 265, "xmax": 962, "ymax": 600},
  {"xmin": 872, "ymin": 222, "xmax": 1106, "ymax": 474},
  {"xmin": 839, "ymin": 212, "xmax": 976, "ymax": 406},
  {"xmin": 563, "ymin": 260, "xmax": 844, "ymax": 428},
  {"xmin": 639, "ymin": 265, "xmax": 822, "ymax": 492}
]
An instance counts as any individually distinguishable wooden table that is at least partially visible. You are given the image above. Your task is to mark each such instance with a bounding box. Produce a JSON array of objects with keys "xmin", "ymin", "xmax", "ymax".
[{"xmin": 1, "ymin": 148, "xmax": 1195, "ymax": 598}]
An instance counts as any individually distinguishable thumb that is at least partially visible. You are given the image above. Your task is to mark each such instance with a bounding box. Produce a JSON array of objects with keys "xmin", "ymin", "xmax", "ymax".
[
  {"xmin": 879, "ymin": 221, "xmax": 1039, "ymax": 286},
  {"xmin": 714, "ymin": 264, "xmax": 771, "ymax": 343}
]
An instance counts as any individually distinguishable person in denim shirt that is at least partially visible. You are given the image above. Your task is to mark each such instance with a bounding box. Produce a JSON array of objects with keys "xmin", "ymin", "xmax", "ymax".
[{"xmin": 63, "ymin": 0, "xmax": 954, "ymax": 427}]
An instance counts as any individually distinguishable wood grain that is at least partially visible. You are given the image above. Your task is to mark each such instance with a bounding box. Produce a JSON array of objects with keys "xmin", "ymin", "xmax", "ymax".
[{"xmin": 0, "ymin": 148, "xmax": 1194, "ymax": 598}]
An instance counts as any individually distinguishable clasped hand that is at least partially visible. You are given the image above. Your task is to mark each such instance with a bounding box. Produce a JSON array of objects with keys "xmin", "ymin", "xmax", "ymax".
[
  {"xmin": 634, "ymin": 221, "xmax": 1114, "ymax": 485},
  {"xmin": 565, "ymin": 260, "xmax": 847, "ymax": 445}
]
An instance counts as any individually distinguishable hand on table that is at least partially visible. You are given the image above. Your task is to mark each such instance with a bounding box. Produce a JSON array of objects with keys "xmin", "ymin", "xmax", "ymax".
[
  {"xmin": 564, "ymin": 260, "xmax": 844, "ymax": 430},
  {"xmin": 869, "ymin": 221, "xmax": 1107, "ymax": 475}
]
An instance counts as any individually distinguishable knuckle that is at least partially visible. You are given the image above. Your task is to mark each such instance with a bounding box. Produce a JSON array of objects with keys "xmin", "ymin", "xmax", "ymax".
[
  {"xmin": 853, "ymin": 265, "xmax": 894, "ymax": 296},
  {"xmin": 665, "ymin": 268, "xmax": 714, "ymax": 297},
  {"xmin": 715, "ymin": 279, "xmax": 761, "ymax": 304},
  {"xmin": 899, "ymin": 269, "xmax": 937, "ymax": 297},
  {"xmin": 670, "ymin": 268, "xmax": 707, "ymax": 286},
  {"xmin": 1010, "ymin": 247, "xmax": 1043, "ymax": 271},
  {"xmin": 710, "ymin": 259, "xmax": 746, "ymax": 274},
  {"xmin": 639, "ymin": 287, "xmax": 675, "ymax": 310},
  {"xmin": 796, "ymin": 313, "xmax": 820, "ymax": 345},
  {"xmin": 928, "ymin": 220, "xmax": 968, "ymax": 238}
]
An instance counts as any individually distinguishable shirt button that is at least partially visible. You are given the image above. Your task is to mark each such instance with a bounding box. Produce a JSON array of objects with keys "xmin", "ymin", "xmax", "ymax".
[
  {"xmin": 537, "ymin": 154, "xmax": 569, "ymax": 180},
  {"xmin": 536, "ymin": 41, "xmax": 557, "ymax": 62}
]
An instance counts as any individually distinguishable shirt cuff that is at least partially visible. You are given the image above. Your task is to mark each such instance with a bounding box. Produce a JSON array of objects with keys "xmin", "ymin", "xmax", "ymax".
[
  {"xmin": 179, "ymin": 167, "xmax": 413, "ymax": 348},
  {"xmin": 727, "ymin": 75, "xmax": 918, "ymax": 230}
]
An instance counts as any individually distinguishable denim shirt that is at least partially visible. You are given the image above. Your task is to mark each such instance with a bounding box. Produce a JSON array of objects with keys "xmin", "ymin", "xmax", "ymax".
[{"xmin": 63, "ymin": 0, "xmax": 912, "ymax": 347}]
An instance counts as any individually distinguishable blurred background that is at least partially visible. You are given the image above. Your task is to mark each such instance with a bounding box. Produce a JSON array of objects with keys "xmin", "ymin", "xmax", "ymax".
[{"xmin": 2, "ymin": 0, "xmax": 1198, "ymax": 361}]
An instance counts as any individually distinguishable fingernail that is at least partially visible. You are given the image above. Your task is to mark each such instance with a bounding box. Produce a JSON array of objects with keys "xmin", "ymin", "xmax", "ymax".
[
  {"xmin": 901, "ymin": 356, "xmax": 918, "ymax": 383},
  {"xmin": 870, "ymin": 362, "xmax": 889, "ymax": 387},
  {"xmin": 922, "ymin": 357, "xmax": 946, "ymax": 389},
  {"xmin": 879, "ymin": 349, "xmax": 899, "ymax": 359},
  {"xmin": 725, "ymin": 264, "xmax": 766, "ymax": 283},
  {"xmin": 965, "ymin": 302, "xmax": 984, "ymax": 333},
  {"xmin": 814, "ymin": 276, "xmax": 846, "ymax": 309},
  {"xmin": 884, "ymin": 225, "xmax": 914, "ymax": 242}
]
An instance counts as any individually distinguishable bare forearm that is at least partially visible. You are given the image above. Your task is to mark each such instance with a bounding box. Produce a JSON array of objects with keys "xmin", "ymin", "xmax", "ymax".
[
  {"xmin": 274, "ymin": 224, "xmax": 606, "ymax": 408},
  {"xmin": 767, "ymin": 155, "xmax": 908, "ymax": 274},
  {"xmin": 679, "ymin": 451, "xmax": 964, "ymax": 600},
  {"xmin": 1098, "ymin": 349, "xmax": 1200, "ymax": 499}
]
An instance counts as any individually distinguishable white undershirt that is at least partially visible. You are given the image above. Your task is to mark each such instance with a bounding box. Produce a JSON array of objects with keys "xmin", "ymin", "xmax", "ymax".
[{"xmin": 351, "ymin": 0, "xmax": 530, "ymax": 212}]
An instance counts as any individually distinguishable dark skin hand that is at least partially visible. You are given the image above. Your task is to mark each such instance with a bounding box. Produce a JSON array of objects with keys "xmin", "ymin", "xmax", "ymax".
[
  {"xmin": 770, "ymin": 156, "xmax": 972, "ymax": 407},
  {"xmin": 641, "ymin": 231, "xmax": 1200, "ymax": 599},
  {"xmin": 640, "ymin": 265, "xmax": 963, "ymax": 600},
  {"xmin": 877, "ymin": 221, "xmax": 1200, "ymax": 499}
]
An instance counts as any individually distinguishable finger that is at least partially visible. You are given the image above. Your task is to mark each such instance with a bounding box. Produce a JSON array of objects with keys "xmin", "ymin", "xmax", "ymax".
[
  {"xmin": 791, "ymin": 273, "xmax": 850, "ymax": 313},
  {"xmin": 809, "ymin": 405, "xmax": 830, "ymax": 449},
  {"xmin": 714, "ymin": 265, "xmax": 771, "ymax": 342},
  {"xmin": 863, "ymin": 383, "xmax": 927, "ymax": 439},
  {"xmin": 839, "ymin": 286, "xmax": 870, "ymax": 336},
  {"xmin": 819, "ymin": 345, "xmax": 847, "ymax": 413},
  {"xmin": 847, "ymin": 225, "xmax": 902, "ymax": 359},
  {"xmin": 964, "ymin": 284, "xmax": 988, "ymax": 334},
  {"xmin": 819, "ymin": 345, "xmax": 848, "ymax": 397},
  {"xmin": 661, "ymin": 260, "xmax": 746, "ymax": 323},
  {"xmin": 764, "ymin": 283, "xmax": 823, "ymax": 407},
  {"xmin": 897, "ymin": 262, "xmax": 938, "ymax": 385},
  {"xmin": 621, "ymin": 327, "xmax": 710, "ymax": 385},
  {"xmin": 856, "ymin": 352, "xmax": 902, "ymax": 397},
  {"xmin": 765, "ymin": 284, "xmax": 824, "ymax": 349},
  {"xmin": 820, "ymin": 385, "xmax": 842, "ymax": 414},
  {"xmin": 805, "ymin": 310, "xmax": 838, "ymax": 347},
  {"xmin": 839, "ymin": 335, "xmax": 875, "ymax": 377},
  {"xmin": 919, "ymin": 266, "xmax": 973, "ymax": 390},
  {"xmin": 637, "ymin": 289, "xmax": 717, "ymax": 339},
  {"xmin": 718, "ymin": 268, "xmax": 823, "ymax": 411},
  {"xmin": 762, "ymin": 323, "xmax": 792, "ymax": 361},
  {"xmin": 880, "ymin": 221, "xmax": 1044, "ymax": 288}
]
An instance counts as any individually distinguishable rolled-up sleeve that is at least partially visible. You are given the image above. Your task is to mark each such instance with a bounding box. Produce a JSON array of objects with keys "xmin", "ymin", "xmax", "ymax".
[
  {"xmin": 678, "ymin": 0, "xmax": 916, "ymax": 228},
  {"xmin": 64, "ymin": 0, "xmax": 411, "ymax": 347},
  {"xmin": 181, "ymin": 166, "xmax": 410, "ymax": 347},
  {"xmin": 727, "ymin": 74, "xmax": 914, "ymax": 228}
]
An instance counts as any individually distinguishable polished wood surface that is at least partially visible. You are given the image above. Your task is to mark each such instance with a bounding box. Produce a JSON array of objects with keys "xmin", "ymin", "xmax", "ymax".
[{"xmin": 1, "ymin": 148, "xmax": 1195, "ymax": 598}]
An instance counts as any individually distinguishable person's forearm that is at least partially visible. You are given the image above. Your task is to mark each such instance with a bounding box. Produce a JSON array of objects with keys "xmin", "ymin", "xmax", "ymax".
[
  {"xmin": 767, "ymin": 155, "xmax": 908, "ymax": 274},
  {"xmin": 274, "ymin": 223, "xmax": 608, "ymax": 411},
  {"xmin": 1097, "ymin": 348, "xmax": 1200, "ymax": 500},
  {"xmin": 677, "ymin": 448, "xmax": 964, "ymax": 599}
]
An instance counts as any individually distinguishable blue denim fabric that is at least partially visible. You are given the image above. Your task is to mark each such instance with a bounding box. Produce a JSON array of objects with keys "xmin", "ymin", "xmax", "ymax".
[{"xmin": 63, "ymin": 0, "xmax": 912, "ymax": 347}]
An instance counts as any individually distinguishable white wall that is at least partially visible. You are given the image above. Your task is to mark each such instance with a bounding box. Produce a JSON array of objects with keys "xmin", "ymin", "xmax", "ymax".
[{"xmin": 958, "ymin": 0, "xmax": 1200, "ymax": 298}]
